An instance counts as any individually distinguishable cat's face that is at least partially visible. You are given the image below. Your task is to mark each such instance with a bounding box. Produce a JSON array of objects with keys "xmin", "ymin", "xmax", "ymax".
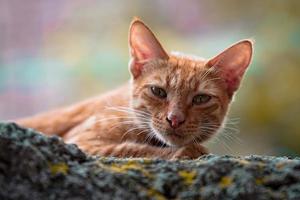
[
  {"xmin": 128, "ymin": 19, "xmax": 252, "ymax": 147},
  {"xmin": 131, "ymin": 57, "xmax": 230, "ymax": 146}
]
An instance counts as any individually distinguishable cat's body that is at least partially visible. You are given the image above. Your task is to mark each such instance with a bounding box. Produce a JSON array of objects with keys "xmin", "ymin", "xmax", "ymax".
[{"xmin": 16, "ymin": 19, "xmax": 253, "ymax": 159}]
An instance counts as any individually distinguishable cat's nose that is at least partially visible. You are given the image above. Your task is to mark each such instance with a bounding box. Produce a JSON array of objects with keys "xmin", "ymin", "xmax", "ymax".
[{"xmin": 166, "ymin": 115, "xmax": 185, "ymax": 129}]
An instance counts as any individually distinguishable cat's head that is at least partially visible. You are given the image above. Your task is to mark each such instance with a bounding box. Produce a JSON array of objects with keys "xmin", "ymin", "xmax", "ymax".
[{"xmin": 128, "ymin": 18, "xmax": 253, "ymax": 147}]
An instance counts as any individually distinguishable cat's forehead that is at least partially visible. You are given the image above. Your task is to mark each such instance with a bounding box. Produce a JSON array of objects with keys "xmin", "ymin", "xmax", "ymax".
[{"xmin": 148, "ymin": 55, "xmax": 220, "ymax": 94}]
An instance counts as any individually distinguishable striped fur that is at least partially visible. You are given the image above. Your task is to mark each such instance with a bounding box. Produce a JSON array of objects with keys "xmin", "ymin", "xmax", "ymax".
[{"xmin": 16, "ymin": 18, "xmax": 252, "ymax": 159}]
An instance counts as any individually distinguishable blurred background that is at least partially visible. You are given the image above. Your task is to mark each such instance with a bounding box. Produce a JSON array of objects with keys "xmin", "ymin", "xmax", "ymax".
[{"xmin": 0, "ymin": 0, "xmax": 299, "ymax": 156}]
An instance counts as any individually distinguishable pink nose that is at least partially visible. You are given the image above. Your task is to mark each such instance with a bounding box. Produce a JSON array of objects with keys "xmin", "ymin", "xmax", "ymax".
[{"xmin": 166, "ymin": 115, "xmax": 185, "ymax": 129}]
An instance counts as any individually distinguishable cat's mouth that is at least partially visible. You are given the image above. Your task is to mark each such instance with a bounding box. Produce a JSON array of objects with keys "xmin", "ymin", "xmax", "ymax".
[
  {"xmin": 164, "ymin": 132, "xmax": 187, "ymax": 145},
  {"xmin": 150, "ymin": 124, "xmax": 188, "ymax": 147},
  {"xmin": 169, "ymin": 131, "xmax": 184, "ymax": 138},
  {"xmin": 156, "ymin": 129, "xmax": 188, "ymax": 147},
  {"xmin": 163, "ymin": 129, "xmax": 185, "ymax": 139}
]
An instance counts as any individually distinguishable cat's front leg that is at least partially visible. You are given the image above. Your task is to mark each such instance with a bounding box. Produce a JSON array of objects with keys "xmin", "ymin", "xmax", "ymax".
[
  {"xmin": 171, "ymin": 144, "xmax": 208, "ymax": 160},
  {"xmin": 76, "ymin": 136, "xmax": 207, "ymax": 159},
  {"xmin": 78, "ymin": 141, "xmax": 177, "ymax": 159}
]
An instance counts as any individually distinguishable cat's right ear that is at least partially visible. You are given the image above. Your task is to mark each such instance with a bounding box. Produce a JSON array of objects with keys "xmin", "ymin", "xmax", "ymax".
[{"xmin": 129, "ymin": 18, "xmax": 169, "ymax": 79}]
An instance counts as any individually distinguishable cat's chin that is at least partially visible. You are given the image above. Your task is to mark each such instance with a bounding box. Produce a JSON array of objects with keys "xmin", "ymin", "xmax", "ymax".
[
  {"xmin": 164, "ymin": 135, "xmax": 191, "ymax": 147},
  {"xmin": 150, "ymin": 127, "xmax": 175, "ymax": 147},
  {"xmin": 151, "ymin": 127, "xmax": 190, "ymax": 147}
]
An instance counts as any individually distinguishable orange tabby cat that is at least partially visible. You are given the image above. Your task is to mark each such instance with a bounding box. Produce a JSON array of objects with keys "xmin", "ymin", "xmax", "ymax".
[{"xmin": 16, "ymin": 18, "xmax": 253, "ymax": 159}]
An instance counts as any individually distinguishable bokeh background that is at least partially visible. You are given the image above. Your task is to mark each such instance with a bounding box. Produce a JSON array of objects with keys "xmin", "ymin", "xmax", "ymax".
[{"xmin": 1, "ymin": 0, "xmax": 299, "ymax": 156}]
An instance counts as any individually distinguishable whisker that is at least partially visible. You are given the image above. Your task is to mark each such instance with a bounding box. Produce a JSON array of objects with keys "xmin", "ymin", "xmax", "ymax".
[
  {"xmin": 121, "ymin": 127, "xmax": 148, "ymax": 140},
  {"xmin": 105, "ymin": 106, "xmax": 151, "ymax": 117},
  {"xmin": 121, "ymin": 126, "xmax": 144, "ymax": 141},
  {"xmin": 200, "ymin": 66, "xmax": 215, "ymax": 81},
  {"xmin": 219, "ymin": 129, "xmax": 242, "ymax": 146},
  {"xmin": 207, "ymin": 132, "xmax": 234, "ymax": 153},
  {"xmin": 201, "ymin": 119, "xmax": 242, "ymax": 153},
  {"xmin": 142, "ymin": 131, "xmax": 155, "ymax": 145},
  {"xmin": 200, "ymin": 77, "xmax": 222, "ymax": 86}
]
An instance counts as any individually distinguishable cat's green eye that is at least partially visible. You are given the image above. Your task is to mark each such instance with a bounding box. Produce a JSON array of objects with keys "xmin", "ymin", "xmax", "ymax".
[
  {"xmin": 150, "ymin": 86, "xmax": 167, "ymax": 99},
  {"xmin": 193, "ymin": 94, "xmax": 211, "ymax": 105}
]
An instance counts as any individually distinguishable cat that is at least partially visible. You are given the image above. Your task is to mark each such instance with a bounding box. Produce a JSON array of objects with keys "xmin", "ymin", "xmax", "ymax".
[{"xmin": 16, "ymin": 18, "xmax": 253, "ymax": 159}]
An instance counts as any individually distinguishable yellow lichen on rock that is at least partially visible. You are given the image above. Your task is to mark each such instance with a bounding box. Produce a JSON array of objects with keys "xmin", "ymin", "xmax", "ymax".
[
  {"xmin": 102, "ymin": 161, "xmax": 153, "ymax": 178},
  {"xmin": 255, "ymin": 178, "xmax": 264, "ymax": 185},
  {"xmin": 49, "ymin": 162, "xmax": 69, "ymax": 175},
  {"xmin": 219, "ymin": 176, "xmax": 233, "ymax": 188},
  {"xmin": 147, "ymin": 188, "xmax": 166, "ymax": 200},
  {"xmin": 179, "ymin": 170, "xmax": 197, "ymax": 185}
]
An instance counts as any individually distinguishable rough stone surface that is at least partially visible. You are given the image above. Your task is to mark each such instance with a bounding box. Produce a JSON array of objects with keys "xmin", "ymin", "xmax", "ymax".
[{"xmin": 0, "ymin": 122, "xmax": 300, "ymax": 200}]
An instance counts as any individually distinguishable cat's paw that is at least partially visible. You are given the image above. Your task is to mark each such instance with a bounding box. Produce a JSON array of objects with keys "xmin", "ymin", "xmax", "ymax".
[{"xmin": 171, "ymin": 144, "xmax": 208, "ymax": 160}]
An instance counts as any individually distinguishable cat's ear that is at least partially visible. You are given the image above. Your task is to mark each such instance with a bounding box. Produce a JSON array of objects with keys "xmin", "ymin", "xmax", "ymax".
[
  {"xmin": 206, "ymin": 40, "xmax": 253, "ymax": 97},
  {"xmin": 129, "ymin": 18, "xmax": 169, "ymax": 79}
]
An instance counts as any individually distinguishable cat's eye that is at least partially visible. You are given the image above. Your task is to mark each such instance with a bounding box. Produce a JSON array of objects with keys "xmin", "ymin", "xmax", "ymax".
[
  {"xmin": 150, "ymin": 86, "xmax": 167, "ymax": 99},
  {"xmin": 192, "ymin": 94, "xmax": 211, "ymax": 105}
]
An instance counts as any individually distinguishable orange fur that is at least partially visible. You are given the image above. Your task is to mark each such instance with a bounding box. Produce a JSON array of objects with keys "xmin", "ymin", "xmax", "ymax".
[{"xmin": 16, "ymin": 18, "xmax": 253, "ymax": 159}]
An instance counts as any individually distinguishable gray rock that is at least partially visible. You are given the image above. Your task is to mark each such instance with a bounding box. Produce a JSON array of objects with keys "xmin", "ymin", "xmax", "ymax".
[{"xmin": 0, "ymin": 123, "xmax": 299, "ymax": 200}]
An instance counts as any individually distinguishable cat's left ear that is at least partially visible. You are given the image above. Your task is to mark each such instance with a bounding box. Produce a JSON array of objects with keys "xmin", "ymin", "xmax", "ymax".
[
  {"xmin": 129, "ymin": 18, "xmax": 169, "ymax": 79},
  {"xmin": 206, "ymin": 40, "xmax": 253, "ymax": 97}
]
